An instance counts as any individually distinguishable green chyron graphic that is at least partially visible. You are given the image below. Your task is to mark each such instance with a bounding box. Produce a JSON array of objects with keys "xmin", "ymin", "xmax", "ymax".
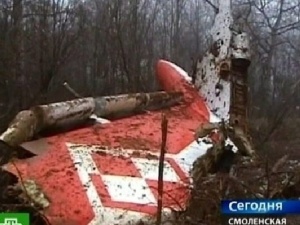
[{"xmin": 0, "ymin": 213, "xmax": 29, "ymax": 225}]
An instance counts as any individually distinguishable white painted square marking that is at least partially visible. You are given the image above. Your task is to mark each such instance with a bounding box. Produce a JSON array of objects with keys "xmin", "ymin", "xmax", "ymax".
[
  {"xmin": 132, "ymin": 158, "xmax": 179, "ymax": 182},
  {"xmin": 172, "ymin": 140, "xmax": 211, "ymax": 175},
  {"xmin": 101, "ymin": 175, "xmax": 157, "ymax": 205},
  {"xmin": 69, "ymin": 147, "xmax": 100, "ymax": 175}
]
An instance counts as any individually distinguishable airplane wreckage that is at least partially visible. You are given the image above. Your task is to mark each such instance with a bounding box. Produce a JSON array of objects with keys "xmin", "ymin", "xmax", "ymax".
[{"xmin": 1, "ymin": 0, "xmax": 300, "ymax": 225}]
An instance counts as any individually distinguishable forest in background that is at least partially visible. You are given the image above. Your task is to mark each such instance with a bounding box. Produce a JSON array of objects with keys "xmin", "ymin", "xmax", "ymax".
[{"xmin": 0, "ymin": 0, "xmax": 299, "ymax": 158}]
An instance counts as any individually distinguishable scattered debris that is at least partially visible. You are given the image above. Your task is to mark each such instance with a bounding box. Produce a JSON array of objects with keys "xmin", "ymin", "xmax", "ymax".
[
  {"xmin": 194, "ymin": 121, "xmax": 255, "ymax": 158},
  {"xmin": 19, "ymin": 179, "xmax": 50, "ymax": 209},
  {"xmin": 180, "ymin": 154, "xmax": 300, "ymax": 225},
  {"xmin": 0, "ymin": 168, "xmax": 49, "ymax": 225}
]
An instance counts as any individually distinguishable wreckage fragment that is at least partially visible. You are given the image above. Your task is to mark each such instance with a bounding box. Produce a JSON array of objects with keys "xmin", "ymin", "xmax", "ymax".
[
  {"xmin": 183, "ymin": 154, "xmax": 300, "ymax": 225},
  {"xmin": 193, "ymin": 0, "xmax": 233, "ymax": 121},
  {"xmin": 193, "ymin": 122, "xmax": 220, "ymax": 142},
  {"xmin": 227, "ymin": 126, "xmax": 255, "ymax": 157},
  {"xmin": 0, "ymin": 91, "xmax": 182, "ymax": 147},
  {"xmin": 191, "ymin": 0, "xmax": 254, "ymax": 182},
  {"xmin": 193, "ymin": 0, "xmax": 251, "ymax": 136},
  {"xmin": 186, "ymin": 1, "xmax": 256, "ymax": 223},
  {"xmin": 192, "ymin": 121, "xmax": 256, "ymax": 183},
  {"xmin": 192, "ymin": 122, "xmax": 232, "ymax": 180}
]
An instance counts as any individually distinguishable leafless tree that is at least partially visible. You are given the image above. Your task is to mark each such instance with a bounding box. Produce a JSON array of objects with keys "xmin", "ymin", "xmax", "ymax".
[{"xmin": 0, "ymin": 0, "xmax": 299, "ymax": 159}]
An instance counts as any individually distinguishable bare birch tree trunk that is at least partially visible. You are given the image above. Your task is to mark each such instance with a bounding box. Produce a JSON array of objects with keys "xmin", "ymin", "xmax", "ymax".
[{"xmin": 0, "ymin": 91, "xmax": 182, "ymax": 146}]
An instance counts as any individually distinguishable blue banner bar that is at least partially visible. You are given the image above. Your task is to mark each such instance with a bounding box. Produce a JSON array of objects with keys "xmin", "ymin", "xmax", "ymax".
[{"xmin": 221, "ymin": 200, "xmax": 300, "ymax": 214}]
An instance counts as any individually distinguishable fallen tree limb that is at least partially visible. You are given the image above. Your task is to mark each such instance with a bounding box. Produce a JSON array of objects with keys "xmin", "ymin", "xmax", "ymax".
[
  {"xmin": 0, "ymin": 98, "xmax": 95, "ymax": 146},
  {"xmin": 0, "ymin": 91, "xmax": 182, "ymax": 146}
]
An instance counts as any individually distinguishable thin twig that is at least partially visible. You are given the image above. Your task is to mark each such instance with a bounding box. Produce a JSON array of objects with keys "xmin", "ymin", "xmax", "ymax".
[
  {"xmin": 265, "ymin": 160, "xmax": 270, "ymax": 198},
  {"xmin": 228, "ymin": 175, "xmax": 261, "ymax": 198},
  {"xmin": 150, "ymin": 186, "xmax": 185, "ymax": 212},
  {"xmin": 271, "ymin": 155, "xmax": 289, "ymax": 174},
  {"xmin": 225, "ymin": 166, "xmax": 236, "ymax": 197},
  {"xmin": 204, "ymin": 0, "xmax": 219, "ymax": 14},
  {"xmin": 63, "ymin": 81, "xmax": 82, "ymax": 98},
  {"xmin": 258, "ymin": 79, "xmax": 300, "ymax": 147},
  {"xmin": 156, "ymin": 114, "xmax": 168, "ymax": 225},
  {"xmin": 11, "ymin": 160, "xmax": 31, "ymax": 202}
]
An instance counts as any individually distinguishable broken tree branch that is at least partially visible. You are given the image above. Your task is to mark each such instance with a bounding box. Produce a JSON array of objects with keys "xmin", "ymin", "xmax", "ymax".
[
  {"xmin": 204, "ymin": 0, "xmax": 219, "ymax": 14},
  {"xmin": 156, "ymin": 114, "xmax": 168, "ymax": 225},
  {"xmin": 0, "ymin": 92, "xmax": 182, "ymax": 146},
  {"xmin": 0, "ymin": 98, "xmax": 95, "ymax": 146},
  {"xmin": 63, "ymin": 81, "xmax": 82, "ymax": 98}
]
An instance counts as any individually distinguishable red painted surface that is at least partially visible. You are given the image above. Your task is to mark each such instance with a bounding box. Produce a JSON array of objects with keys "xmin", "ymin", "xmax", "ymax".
[
  {"xmin": 9, "ymin": 141, "xmax": 94, "ymax": 225},
  {"xmin": 87, "ymin": 152, "xmax": 189, "ymax": 214},
  {"xmin": 156, "ymin": 60, "xmax": 210, "ymax": 121},
  {"xmin": 7, "ymin": 60, "xmax": 211, "ymax": 225}
]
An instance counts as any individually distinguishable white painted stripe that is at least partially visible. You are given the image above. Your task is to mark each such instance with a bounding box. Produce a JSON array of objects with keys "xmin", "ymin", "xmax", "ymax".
[
  {"xmin": 171, "ymin": 140, "xmax": 212, "ymax": 177},
  {"xmin": 89, "ymin": 207, "xmax": 174, "ymax": 225},
  {"xmin": 67, "ymin": 143, "xmax": 177, "ymax": 225},
  {"xmin": 68, "ymin": 145, "xmax": 104, "ymax": 224},
  {"xmin": 132, "ymin": 158, "xmax": 179, "ymax": 182},
  {"xmin": 102, "ymin": 175, "xmax": 157, "ymax": 205}
]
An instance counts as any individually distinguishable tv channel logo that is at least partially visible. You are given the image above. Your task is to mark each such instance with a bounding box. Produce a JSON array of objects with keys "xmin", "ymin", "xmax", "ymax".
[
  {"xmin": 221, "ymin": 199, "xmax": 300, "ymax": 215},
  {"xmin": 0, "ymin": 213, "xmax": 29, "ymax": 225}
]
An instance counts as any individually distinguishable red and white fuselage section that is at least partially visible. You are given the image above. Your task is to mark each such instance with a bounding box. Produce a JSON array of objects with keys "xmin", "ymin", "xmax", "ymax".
[{"xmin": 5, "ymin": 60, "xmax": 220, "ymax": 225}]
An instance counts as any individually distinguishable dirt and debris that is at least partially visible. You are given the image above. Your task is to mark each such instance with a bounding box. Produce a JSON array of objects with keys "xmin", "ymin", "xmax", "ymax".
[
  {"xmin": 178, "ymin": 121, "xmax": 300, "ymax": 225},
  {"xmin": 0, "ymin": 167, "xmax": 49, "ymax": 225},
  {"xmin": 0, "ymin": 141, "xmax": 49, "ymax": 224},
  {"xmin": 177, "ymin": 155, "xmax": 300, "ymax": 225}
]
